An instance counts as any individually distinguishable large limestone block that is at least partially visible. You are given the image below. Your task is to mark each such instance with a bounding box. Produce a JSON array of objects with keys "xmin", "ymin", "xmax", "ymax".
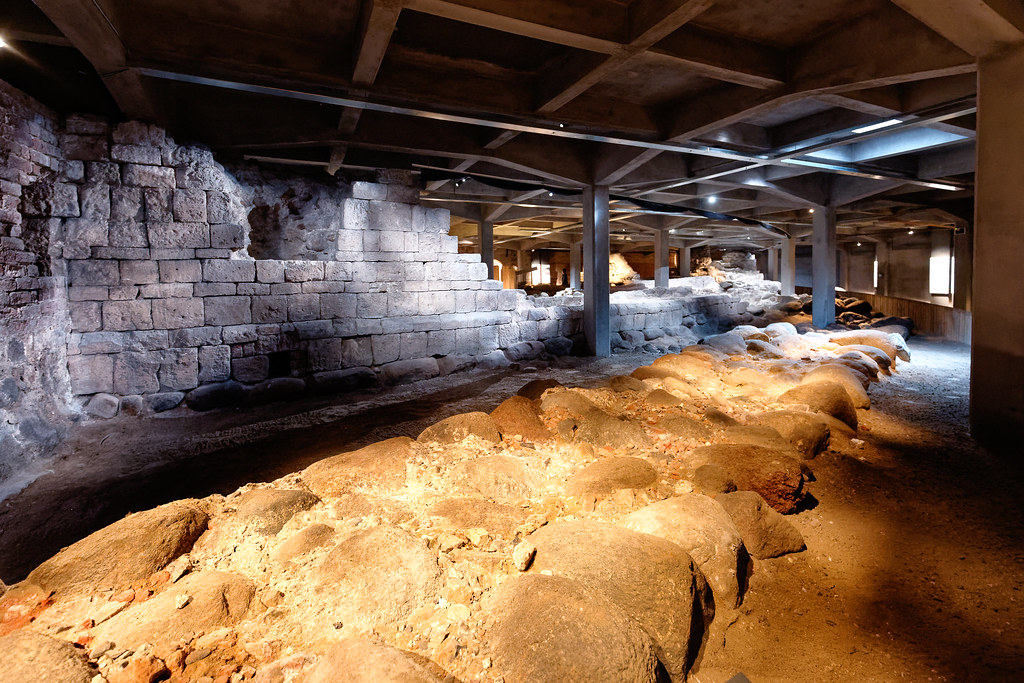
[
  {"xmin": 417, "ymin": 412, "xmax": 501, "ymax": 444},
  {"xmin": 426, "ymin": 498, "xmax": 527, "ymax": 537},
  {"xmin": 447, "ymin": 455, "xmax": 541, "ymax": 504},
  {"xmin": 751, "ymin": 410, "xmax": 831, "ymax": 459},
  {"xmin": 802, "ymin": 364, "xmax": 870, "ymax": 409},
  {"xmin": 489, "ymin": 395, "xmax": 552, "ymax": 442},
  {"xmin": 26, "ymin": 501, "xmax": 208, "ymax": 596},
  {"xmin": 305, "ymin": 639, "xmax": 441, "ymax": 683},
  {"xmin": 235, "ymin": 488, "xmax": 320, "ymax": 535},
  {"xmin": 485, "ymin": 574, "xmax": 661, "ymax": 683},
  {"xmin": 0, "ymin": 630, "xmax": 95, "ymax": 683},
  {"xmin": 317, "ymin": 526, "xmax": 443, "ymax": 631},
  {"xmin": 718, "ymin": 491, "xmax": 806, "ymax": 559},
  {"xmin": 620, "ymin": 494, "xmax": 749, "ymax": 609},
  {"xmin": 94, "ymin": 571, "xmax": 254, "ymax": 649},
  {"xmin": 573, "ymin": 408, "xmax": 652, "ymax": 449},
  {"xmin": 691, "ymin": 444, "xmax": 806, "ymax": 514},
  {"xmin": 302, "ymin": 437, "xmax": 414, "ymax": 498},
  {"xmin": 565, "ymin": 457, "xmax": 658, "ymax": 498},
  {"xmin": 778, "ymin": 381, "xmax": 858, "ymax": 430},
  {"xmin": 529, "ymin": 520, "xmax": 713, "ymax": 678}
]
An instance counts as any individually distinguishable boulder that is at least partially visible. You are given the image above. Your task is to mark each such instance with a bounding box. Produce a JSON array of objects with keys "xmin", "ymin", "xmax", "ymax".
[
  {"xmin": 308, "ymin": 367, "xmax": 377, "ymax": 394},
  {"xmin": 94, "ymin": 571, "xmax": 254, "ymax": 648},
  {"xmin": 701, "ymin": 332, "xmax": 747, "ymax": 355},
  {"xmin": 0, "ymin": 630, "xmax": 95, "ymax": 683},
  {"xmin": 317, "ymin": 526, "xmax": 442, "ymax": 631},
  {"xmin": 692, "ymin": 464, "xmax": 737, "ymax": 495},
  {"xmin": 573, "ymin": 409, "xmax": 652, "ymax": 449},
  {"xmin": 184, "ymin": 380, "xmax": 245, "ymax": 411},
  {"xmin": 427, "ymin": 498, "xmax": 527, "ymax": 537},
  {"xmin": 504, "ymin": 341, "xmax": 545, "ymax": 362},
  {"xmin": 273, "ymin": 523, "xmax": 335, "ymax": 563},
  {"xmin": 517, "ymin": 378, "xmax": 563, "ymax": 400},
  {"xmin": 543, "ymin": 336, "xmax": 574, "ymax": 356},
  {"xmin": 691, "ymin": 444, "xmax": 806, "ymax": 514},
  {"xmin": 243, "ymin": 377, "xmax": 306, "ymax": 406},
  {"xmin": 490, "ymin": 395, "xmax": 552, "ymax": 442},
  {"xmin": 565, "ymin": 457, "xmax": 658, "ymax": 498},
  {"xmin": 721, "ymin": 425, "xmax": 795, "ymax": 453},
  {"xmin": 718, "ymin": 491, "xmax": 806, "ymax": 559},
  {"xmin": 870, "ymin": 316, "xmax": 914, "ymax": 334},
  {"xmin": 645, "ymin": 388, "xmax": 682, "ymax": 406},
  {"xmin": 529, "ymin": 521, "xmax": 712, "ymax": 678},
  {"xmin": 803, "ymin": 364, "xmax": 870, "ymax": 408},
  {"xmin": 302, "ymin": 437, "xmax": 414, "ymax": 498},
  {"xmin": 751, "ymin": 410, "xmax": 831, "ymax": 459},
  {"xmin": 745, "ymin": 339, "xmax": 786, "ymax": 358},
  {"xmin": 704, "ymin": 406, "xmax": 739, "ymax": 427},
  {"xmin": 538, "ymin": 389, "xmax": 599, "ymax": 416},
  {"xmin": 235, "ymin": 488, "xmax": 319, "ymax": 535},
  {"xmin": 607, "ymin": 375, "xmax": 646, "ymax": 392},
  {"xmin": 485, "ymin": 574, "xmax": 661, "ymax": 683},
  {"xmin": 26, "ymin": 501, "xmax": 208, "ymax": 596},
  {"xmin": 778, "ymin": 381, "xmax": 858, "ymax": 430},
  {"xmin": 828, "ymin": 330, "xmax": 901, "ymax": 362},
  {"xmin": 447, "ymin": 455, "xmax": 540, "ymax": 504},
  {"xmin": 841, "ymin": 344, "xmax": 893, "ymax": 372},
  {"xmin": 657, "ymin": 414, "xmax": 712, "ymax": 441},
  {"xmin": 620, "ymin": 494, "xmax": 749, "ymax": 608},
  {"xmin": 305, "ymin": 639, "xmax": 441, "ymax": 683},
  {"xmin": 764, "ymin": 322, "xmax": 798, "ymax": 338},
  {"xmin": 418, "ymin": 412, "xmax": 501, "ymax": 444},
  {"xmin": 834, "ymin": 350, "xmax": 881, "ymax": 381}
]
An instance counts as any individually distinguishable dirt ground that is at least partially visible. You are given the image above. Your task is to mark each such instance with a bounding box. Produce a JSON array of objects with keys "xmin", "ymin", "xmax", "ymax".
[{"xmin": 2, "ymin": 337, "xmax": 1022, "ymax": 681}]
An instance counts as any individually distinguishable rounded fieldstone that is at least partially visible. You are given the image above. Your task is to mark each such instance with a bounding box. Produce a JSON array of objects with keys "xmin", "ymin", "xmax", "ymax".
[
  {"xmin": 85, "ymin": 392, "xmax": 119, "ymax": 419},
  {"xmin": 305, "ymin": 639, "xmax": 441, "ymax": 683},
  {"xmin": 778, "ymin": 381, "xmax": 858, "ymax": 430},
  {"xmin": 417, "ymin": 411, "xmax": 501, "ymax": 444},
  {"xmin": 146, "ymin": 391, "xmax": 185, "ymax": 413},
  {"xmin": 185, "ymin": 381, "xmax": 245, "ymax": 412},
  {"xmin": 691, "ymin": 443, "xmax": 806, "ymax": 514},
  {"xmin": 717, "ymin": 490, "xmax": 806, "ymax": 559},
  {"xmin": 235, "ymin": 488, "xmax": 320, "ymax": 535},
  {"xmin": 0, "ymin": 630, "xmax": 95, "ymax": 683},
  {"xmin": 565, "ymin": 457, "xmax": 658, "ymax": 498},
  {"xmin": 303, "ymin": 437, "xmax": 414, "ymax": 498},
  {"xmin": 485, "ymin": 574, "xmax": 661, "ymax": 683},
  {"xmin": 490, "ymin": 395, "xmax": 552, "ymax": 442}
]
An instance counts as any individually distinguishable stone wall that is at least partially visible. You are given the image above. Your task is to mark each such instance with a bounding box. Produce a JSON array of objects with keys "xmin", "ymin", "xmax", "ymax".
[
  {"xmin": 0, "ymin": 80, "xmax": 73, "ymax": 492},
  {"xmin": 0, "ymin": 76, "xmax": 752, "ymax": 492}
]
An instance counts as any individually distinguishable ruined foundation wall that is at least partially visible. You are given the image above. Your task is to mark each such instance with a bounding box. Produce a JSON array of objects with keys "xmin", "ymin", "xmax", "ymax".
[{"xmin": 0, "ymin": 81, "xmax": 75, "ymax": 491}]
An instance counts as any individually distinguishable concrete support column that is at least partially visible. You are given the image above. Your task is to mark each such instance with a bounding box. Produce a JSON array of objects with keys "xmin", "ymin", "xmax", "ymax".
[
  {"xmin": 569, "ymin": 241, "xmax": 582, "ymax": 289},
  {"xmin": 478, "ymin": 218, "xmax": 494, "ymax": 279},
  {"xmin": 654, "ymin": 230, "xmax": 670, "ymax": 288},
  {"xmin": 681, "ymin": 246, "xmax": 692, "ymax": 277},
  {"xmin": 780, "ymin": 237, "xmax": 796, "ymax": 296},
  {"xmin": 767, "ymin": 247, "xmax": 780, "ymax": 282},
  {"xmin": 837, "ymin": 245, "xmax": 850, "ymax": 291},
  {"xmin": 516, "ymin": 249, "xmax": 531, "ymax": 288},
  {"xmin": 953, "ymin": 226, "xmax": 972, "ymax": 311},
  {"xmin": 583, "ymin": 185, "xmax": 610, "ymax": 357},
  {"xmin": 972, "ymin": 42, "xmax": 1024, "ymax": 449},
  {"xmin": 811, "ymin": 205, "xmax": 837, "ymax": 328}
]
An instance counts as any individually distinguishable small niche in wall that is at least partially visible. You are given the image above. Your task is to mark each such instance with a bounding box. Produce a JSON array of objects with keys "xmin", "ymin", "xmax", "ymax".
[{"xmin": 267, "ymin": 351, "xmax": 292, "ymax": 378}]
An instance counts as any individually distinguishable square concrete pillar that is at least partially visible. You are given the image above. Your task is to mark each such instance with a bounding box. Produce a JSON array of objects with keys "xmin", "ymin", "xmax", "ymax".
[
  {"xmin": 972, "ymin": 42, "xmax": 1024, "ymax": 449},
  {"xmin": 811, "ymin": 205, "xmax": 837, "ymax": 327},
  {"xmin": 780, "ymin": 237, "xmax": 796, "ymax": 296},
  {"xmin": 681, "ymin": 246, "xmax": 692, "ymax": 276},
  {"xmin": 953, "ymin": 226, "xmax": 972, "ymax": 311},
  {"xmin": 767, "ymin": 247, "xmax": 780, "ymax": 282},
  {"xmin": 654, "ymin": 230, "xmax": 670, "ymax": 288},
  {"xmin": 874, "ymin": 239, "xmax": 890, "ymax": 296},
  {"xmin": 583, "ymin": 185, "xmax": 610, "ymax": 357},
  {"xmin": 478, "ymin": 219, "xmax": 494, "ymax": 279},
  {"xmin": 569, "ymin": 240, "xmax": 582, "ymax": 289}
]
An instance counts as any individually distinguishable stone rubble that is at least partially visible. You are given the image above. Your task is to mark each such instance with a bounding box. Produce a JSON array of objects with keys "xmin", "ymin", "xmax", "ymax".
[{"xmin": 0, "ymin": 319, "xmax": 910, "ymax": 682}]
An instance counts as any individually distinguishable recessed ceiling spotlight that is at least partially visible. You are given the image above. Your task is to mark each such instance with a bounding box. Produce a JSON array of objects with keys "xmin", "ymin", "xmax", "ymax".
[
  {"xmin": 809, "ymin": 208, "xmax": 815, "ymax": 213},
  {"xmin": 908, "ymin": 229, "xmax": 915, "ymax": 235},
  {"xmin": 558, "ymin": 123, "xmax": 565, "ymax": 129},
  {"xmin": 856, "ymin": 241, "xmax": 862, "ymax": 247},
  {"xmin": 547, "ymin": 191, "xmax": 554, "ymax": 197},
  {"xmin": 707, "ymin": 196, "xmax": 717, "ymax": 205}
]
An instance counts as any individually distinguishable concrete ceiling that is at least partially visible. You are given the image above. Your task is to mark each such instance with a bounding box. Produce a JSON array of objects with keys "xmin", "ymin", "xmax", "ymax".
[{"xmin": 1, "ymin": 0, "xmax": 1004, "ymax": 251}]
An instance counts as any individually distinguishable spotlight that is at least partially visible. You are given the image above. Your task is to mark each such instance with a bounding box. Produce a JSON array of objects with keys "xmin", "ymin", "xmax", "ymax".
[
  {"xmin": 856, "ymin": 241, "xmax": 862, "ymax": 247},
  {"xmin": 707, "ymin": 196, "xmax": 717, "ymax": 205},
  {"xmin": 908, "ymin": 230, "xmax": 915, "ymax": 235},
  {"xmin": 558, "ymin": 123, "xmax": 565, "ymax": 129},
  {"xmin": 547, "ymin": 191, "xmax": 554, "ymax": 197},
  {"xmin": 851, "ymin": 119, "xmax": 902, "ymax": 135},
  {"xmin": 809, "ymin": 208, "xmax": 815, "ymax": 214},
  {"xmin": 0, "ymin": 37, "xmax": 8, "ymax": 50}
]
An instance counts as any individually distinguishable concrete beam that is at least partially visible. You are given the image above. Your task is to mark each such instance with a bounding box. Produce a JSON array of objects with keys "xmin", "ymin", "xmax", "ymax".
[
  {"xmin": 583, "ymin": 185, "xmax": 611, "ymax": 356},
  {"xmin": 32, "ymin": 0, "xmax": 159, "ymax": 121},
  {"xmin": 892, "ymin": 0, "xmax": 1024, "ymax": 57}
]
